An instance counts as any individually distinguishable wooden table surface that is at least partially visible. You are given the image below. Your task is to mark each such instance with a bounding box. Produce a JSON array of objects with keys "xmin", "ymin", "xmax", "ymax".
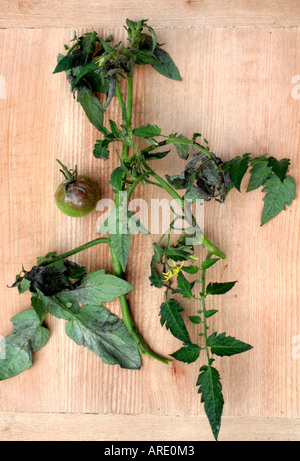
[{"xmin": 0, "ymin": 0, "xmax": 299, "ymax": 441}]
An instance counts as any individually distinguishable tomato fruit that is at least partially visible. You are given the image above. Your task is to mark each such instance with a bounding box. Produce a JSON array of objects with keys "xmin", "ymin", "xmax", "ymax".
[{"xmin": 54, "ymin": 160, "xmax": 100, "ymax": 217}]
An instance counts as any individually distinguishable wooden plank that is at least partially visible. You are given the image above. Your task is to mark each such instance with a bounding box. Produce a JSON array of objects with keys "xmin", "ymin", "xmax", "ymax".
[
  {"xmin": 0, "ymin": 23, "xmax": 299, "ymax": 434},
  {"xmin": 1, "ymin": 1, "xmax": 300, "ymax": 29},
  {"xmin": 0, "ymin": 412, "xmax": 299, "ymax": 441}
]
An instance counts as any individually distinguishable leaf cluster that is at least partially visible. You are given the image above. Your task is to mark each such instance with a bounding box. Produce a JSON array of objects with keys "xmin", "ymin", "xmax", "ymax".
[
  {"xmin": 1, "ymin": 253, "xmax": 141, "ymax": 381},
  {"xmin": 149, "ymin": 239, "xmax": 252, "ymax": 439}
]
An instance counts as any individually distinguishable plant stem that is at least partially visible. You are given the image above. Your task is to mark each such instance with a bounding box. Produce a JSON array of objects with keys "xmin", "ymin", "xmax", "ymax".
[
  {"xmin": 110, "ymin": 68, "xmax": 169, "ymax": 364},
  {"xmin": 109, "ymin": 244, "xmax": 169, "ymax": 364},
  {"xmin": 200, "ymin": 252, "xmax": 212, "ymax": 364},
  {"xmin": 52, "ymin": 237, "xmax": 110, "ymax": 262}
]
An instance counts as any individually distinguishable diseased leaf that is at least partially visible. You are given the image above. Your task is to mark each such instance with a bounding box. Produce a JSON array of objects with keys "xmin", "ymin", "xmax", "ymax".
[
  {"xmin": 159, "ymin": 298, "xmax": 191, "ymax": 343},
  {"xmin": 222, "ymin": 153, "xmax": 251, "ymax": 192},
  {"xmin": 197, "ymin": 365, "xmax": 224, "ymax": 441},
  {"xmin": 206, "ymin": 281, "xmax": 237, "ymax": 295},
  {"xmin": 207, "ymin": 332, "xmax": 253, "ymax": 357},
  {"xmin": 65, "ymin": 304, "xmax": 141, "ymax": 369},
  {"xmin": 261, "ymin": 174, "xmax": 295, "ymax": 226},
  {"xmin": 170, "ymin": 343, "xmax": 200, "ymax": 363},
  {"xmin": 0, "ymin": 309, "xmax": 50, "ymax": 381},
  {"xmin": 167, "ymin": 134, "xmax": 190, "ymax": 159}
]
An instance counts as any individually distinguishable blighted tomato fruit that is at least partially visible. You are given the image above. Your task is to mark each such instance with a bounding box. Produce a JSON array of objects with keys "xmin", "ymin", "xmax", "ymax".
[{"xmin": 54, "ymin": 159, "xmax": 100, "ymax": 217}]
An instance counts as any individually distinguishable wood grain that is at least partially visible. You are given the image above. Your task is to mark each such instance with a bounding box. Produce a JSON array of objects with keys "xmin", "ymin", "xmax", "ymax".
[
  {"xmin": 1, "ymin": 0, "xmax": 300, "ymax": 29},
  {"xmin": 0, "ymin": 412, "xmax": 299, "ymax": 441},
  {"xmin": 0, "ymin": 17, "xmax": 299, "ymax": 441}
]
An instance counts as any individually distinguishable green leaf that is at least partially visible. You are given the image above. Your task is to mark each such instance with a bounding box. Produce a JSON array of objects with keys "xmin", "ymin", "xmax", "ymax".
[
  {"xmin": 54, "ymin": 51, "xmax": 83, "ymax": 74},
  {"xmin": 17, "ymin": 278, "xmax": 31, "ymax": 294},
  {"xmin": 176, "ymin": 271, "xmax": 193, "ymax": 299},
  {"xmin": 204, "ymin": 309, "xmax": 218, "ymax": 318},
  {"xmin": 201, "ymin": 258, "xmax": 220, "ymax": 270},
  {"xmin": 152, "ymin": 46, "xmax": 182, "ymax": 81},
  {"xmin": 207, "ymin": 332, "xmax": 253, "ymax": 357},
  {"xmin": 149, "ymin": 258, "xmax": 165, "ymax": 288},
  {"xmin": 181, "ymin": 265, "xmax": 200, "ymax": 274},
  {"xmin": 159, "ymin": 299, "xmax": 191, "ymax": 343},
  {"xmin": 267, "ymin": 157, "xmax": 290, "ymax": 182},
  {"xmin": 261, "ymin": 174, "xmax": 296, "ymax": 226},
  {"xmin": 109, "ymin": 167, "xmax": 124, "ymax": 192},
  {"xmin": 133, "ymin": 124, "xmax": 161, "ymax": 138},
  {"xmin": 131, "ymin": 49, "xmax": 158, "ymax": 65},
  {"xmin": 246, "ymin": 157, "xmax": 272, "ymax": 192},
  {"xmin": 206, "ymin": 281, "xmax": 237, "ymax": 295},
  {"xmin": 143, "ymin": 150, "xmax": 170, "ymax": 160},
  {"xmin": 77, "ymin": 86, "xmax": 104, "ymax": 131},
  {"xmin": 222, "ymin": 153, "xmax": 251, "ymax": 192},
  {"xmin": 189, "ymin": 315, "xmax": 202, "ymax": 324},
  {"xmin": 109, "ymin": 233, "xmax": 131, "ymax": 272},
  {"xmin": 0, "ymin": 309, "xmax": 50, "ymax": 381},
  {"xmin": 109, "ymin": 119, "xmax": 120, "ymax": 137},
  {"xmin": 170, "ymin": 343, "xmax": 200, "ymax": 363},
  {"xmin": 197, "ymin": 365, "xmax": 224, "ymax": 441},
  {"xmin": 67, "ymin": 269, "xmax": 133, "ymax": 304},
  {"xmin": 65, "ymin": 304, "xmax": 141, "ymax": 369},
  {"xmin": 165, "ymin": 246, "xmax": 194, "ymax": 262},
  {"xmin": 93, "ymin": 139, "xmax": 110, "ymax": 160}
]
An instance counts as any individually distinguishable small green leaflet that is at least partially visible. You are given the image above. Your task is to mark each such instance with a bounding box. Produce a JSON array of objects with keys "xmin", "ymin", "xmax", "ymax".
[
  {"xmin": 170, "ymin": 343, "xmax": 201, "ymax": 363},
  {"xmin": 222, "ymin": 153, "xmax": 251, "ymax": 191},
  {"xmin": 152, "ymin": 45, "xmax": 182, "ymax": 81},
  {"xmin": 66, "ymin": 269, "xmax": 133, "ymax": 304},
  {"xmin": 149, "ymin": 258, "xmax": 165, "ymax": 288},
  {"xmin": 246, "ymin": 157, "xmax": 272, "ymax": 192},
  {"xmin": 133, "ymin": 124, "xmax": 161, "ymax": 138},
  {"xmin": 197, "ymin": 365, "xmax": 224, "ymax": 441},
  {"xmin": 53, "ymin": 51, "xmax": 83, "ymax": 74},
  {"xmin": 267, "ymin": 156, "xmax": 290, "ymax": 181},
  {"xmin": 93, "ymin": 139, "xmax": 110, "ymax": 160},
  {"xmin": 159, "ymin": 298, "xmax": 191, "ymax": 343},
  {"xmin": 99, "ymin": 204, "xmax": 149, "ymax": 271},
  {"xmin": 65, "ymin": 304, "xmax": 141, "ymax": 369},
  {"xmin": 206, "ymin": 281, "xmax": 237, "ymax": 295},
  {"xmin": 207, "ymin": 332, "xmax": 253, "ymax": 357},
  {"xmin": 0, "ymin": 309, "xmax": 50, "ymax": 381},
  {"xmin": 261, "ymin": 175, "xmax": 295, "ymax": 226},
  {"xmin": 109, "ymin": 233, "xmax": 131, "ymax": 272},
  {"xmin": 201, "ymin": 258, "xmax": 220, "ymax": 270},
  {"xmin": 109, "ymin": 167, "xmax": 124, "ymax": 192},
  {"xmin": 77, "ymin": 86, "xmax": 104, "ymax": 132},
  {"xmin": 176, "ymin": 271, "xmax": 193, "ymax": 299}
]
